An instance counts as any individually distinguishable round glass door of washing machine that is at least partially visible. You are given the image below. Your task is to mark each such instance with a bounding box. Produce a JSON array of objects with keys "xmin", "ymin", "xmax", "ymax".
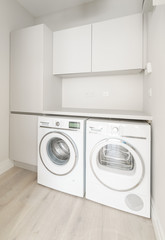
[
  {"xmin": 39, "ymin": 132, "xmax": 78, "ymax": 175},
  {"xmin": 90, "ymin": 138, "xmax": 144, "ymax": 192}
]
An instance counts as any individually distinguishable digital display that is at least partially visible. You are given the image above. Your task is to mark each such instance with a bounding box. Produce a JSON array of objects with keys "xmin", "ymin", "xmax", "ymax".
[{"xmin": 69, "ymin": 122, "xmax": 80, "ymax": 129}]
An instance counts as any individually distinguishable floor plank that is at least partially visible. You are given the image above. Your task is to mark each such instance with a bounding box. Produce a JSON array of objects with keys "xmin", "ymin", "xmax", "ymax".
[{"xmin": 0, "ymin": 167, "xmax": 156, "ymax": 240}]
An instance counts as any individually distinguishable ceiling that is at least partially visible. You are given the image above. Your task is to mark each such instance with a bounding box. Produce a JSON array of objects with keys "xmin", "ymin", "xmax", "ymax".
[{"xmin": 16, "ymin": 0, "xmax": 96, "ymax": 18}]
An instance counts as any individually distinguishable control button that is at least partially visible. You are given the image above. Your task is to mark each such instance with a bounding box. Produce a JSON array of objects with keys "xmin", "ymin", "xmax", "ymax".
[
  {"xmin": 56, "ymin": 121, "xmax": 60, "ymax": 127},
  {"xmin": 112, "ymin": 127, "xmax": 119, "ymax": 134}
]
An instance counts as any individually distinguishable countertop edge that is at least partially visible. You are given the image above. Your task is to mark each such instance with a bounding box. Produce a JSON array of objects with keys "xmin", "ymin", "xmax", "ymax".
[{"xmin": 10, "ymin": 110, "xmax": 152, "ymax": 121}]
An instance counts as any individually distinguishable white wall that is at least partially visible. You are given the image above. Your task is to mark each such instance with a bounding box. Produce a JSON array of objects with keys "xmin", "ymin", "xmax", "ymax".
[
  {"xmin": 0, "ymin": 0, "xmax": 34, "ymax": 170},
  {"xmin": 144, "ymin": 5, "xmax": 165, "ymax": 239},
  {"xmin": 35, "ymin": 0, "xmax": 143, "ymax": 31},
  {"xmin": 63, "ymin": 74, "xmax": 143, "ymax": 110}
]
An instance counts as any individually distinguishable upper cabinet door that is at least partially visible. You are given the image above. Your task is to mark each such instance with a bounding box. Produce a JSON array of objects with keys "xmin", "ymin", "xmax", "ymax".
[
  {"xmin": 92, "ymin": 14, "xmax": 143, "ymax": 73},
  {"xmin": 10, "ymin": 25, "xmax": 44, "ymax": 112},
  {"xmin": 53, "ymin": 24, "xmax": 91, "ymax": 75}
]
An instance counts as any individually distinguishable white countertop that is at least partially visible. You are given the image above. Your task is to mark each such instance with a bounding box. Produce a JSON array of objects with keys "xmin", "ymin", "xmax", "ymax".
[{"xmin": 42, "ymin": 108, "xmax": 152, "ymax": 121}]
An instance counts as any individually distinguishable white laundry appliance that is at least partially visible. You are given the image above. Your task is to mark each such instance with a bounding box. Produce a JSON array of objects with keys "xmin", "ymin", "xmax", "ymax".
[
  {"xmin": 38, "ymin": 116, "xmax": 87, "ymax": 197},
  {"xmin": 86, "ymin": 119, "xmax": 151, "ymax": 218}
]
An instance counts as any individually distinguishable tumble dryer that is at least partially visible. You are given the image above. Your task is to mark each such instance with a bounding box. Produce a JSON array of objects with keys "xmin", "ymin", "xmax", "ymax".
[
  {"xmin": 86, "ymin": 119, "xmax": 151, "ymax": 218},
  {"xmin": 38, "ymin": 116, "xmax": 87, "ymax": 197}
]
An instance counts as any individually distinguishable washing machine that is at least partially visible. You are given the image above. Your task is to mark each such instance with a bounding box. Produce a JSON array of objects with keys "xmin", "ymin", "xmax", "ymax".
[
  {"xmin": 86, "ymin": 118, "xmax": 151, "ymax": 218},
  {"xmin": 38, "ymin": 116, "xmax": 87, "ymax": 197}
]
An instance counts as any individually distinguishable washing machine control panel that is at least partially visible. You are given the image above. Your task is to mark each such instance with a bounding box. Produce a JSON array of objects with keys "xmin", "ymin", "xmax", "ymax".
[
  {"xmin": 54, "ymin": 120, "xmax": 81, "ymax": 130},
  {"xmin": 39, "ymin": 117, "xmax": 83, "ymax": 130}
]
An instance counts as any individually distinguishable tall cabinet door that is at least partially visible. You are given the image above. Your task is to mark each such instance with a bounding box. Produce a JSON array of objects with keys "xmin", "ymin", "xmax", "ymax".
[
  {"xmin": 53, "ymin": 24, "xmax": 91, "ymax": 75},
  {"xmin": 10, "ymin": 25, "xmax": 44, "ymax": 112},
  {"xmin": 92, "ymin": 14, "xmax": 143, "ymax": 72}
]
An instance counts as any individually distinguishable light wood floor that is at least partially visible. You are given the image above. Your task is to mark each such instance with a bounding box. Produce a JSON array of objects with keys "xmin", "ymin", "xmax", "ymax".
[{"xmin": 0, "ymin": 167, "xmax": 156, "ymax": 240}]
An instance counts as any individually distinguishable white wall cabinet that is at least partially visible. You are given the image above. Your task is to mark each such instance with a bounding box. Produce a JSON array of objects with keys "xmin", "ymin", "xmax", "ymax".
[
  {"xmin": 53, "ymin": 14, "xmax": 142, "ymax": 75},
  {"xmin": 92, "ymin": 14, "xmax": 143, "ymax": 72},
  {"xmin": 10, "ymin": 24, "xmax": 61, "ymax": 112},
  {"xmin": 53, "ymin": 24, "xmax": 91, "ymax": 75},
  {"xmin": 10, "ymin": 114, "xmax": 38, "ymax": 167}
]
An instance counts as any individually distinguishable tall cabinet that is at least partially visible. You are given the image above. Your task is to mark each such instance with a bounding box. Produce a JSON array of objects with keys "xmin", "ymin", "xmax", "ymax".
[
  {"xmin": 10, "ymin": 24, "xmax": 61, "ymax": 168},
  {"xmin": 10, "ymin": 24, "xmax": 61, "ymax": 112}
]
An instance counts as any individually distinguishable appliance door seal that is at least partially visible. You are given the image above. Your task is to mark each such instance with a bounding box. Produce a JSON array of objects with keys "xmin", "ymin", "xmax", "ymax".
[
  {"xmin": 90, "ymin": 138, "xmax": 144, "ymax": 192},
  {"xmin": 39, "ymin": 131, "xmax": 78, "ymax": 176}
]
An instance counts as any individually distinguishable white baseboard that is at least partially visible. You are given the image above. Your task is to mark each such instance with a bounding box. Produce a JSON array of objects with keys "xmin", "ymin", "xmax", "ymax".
[
  {"xmin": 0, "ymin": 159, "xmax": 14, "ymax": 175},
  {"xmin": 14, "ymin": 161, "xmax": 37, "ymax": 172},
  {"xmin": 151, "ymin": 199, "xmax": 165, "ymax": 240}
]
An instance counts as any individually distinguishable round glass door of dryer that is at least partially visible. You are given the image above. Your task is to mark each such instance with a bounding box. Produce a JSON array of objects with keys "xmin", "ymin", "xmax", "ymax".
[
  {"xmin": 39, "ymin": 132, "xmax": 78, "ymax": 175},
  {"xmin": 90, "ymin": 139, "xmax": 144, "ymax": 191}
]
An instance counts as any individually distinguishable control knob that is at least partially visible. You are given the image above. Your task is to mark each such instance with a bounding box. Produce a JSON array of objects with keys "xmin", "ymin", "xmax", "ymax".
[
  {"xmin": 56, "ymin": 121, "xmax": 60, "ymax": 127},
  {"xmin": 112, "ymin": 127, "xmax": 119, "ymax": 134}
]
